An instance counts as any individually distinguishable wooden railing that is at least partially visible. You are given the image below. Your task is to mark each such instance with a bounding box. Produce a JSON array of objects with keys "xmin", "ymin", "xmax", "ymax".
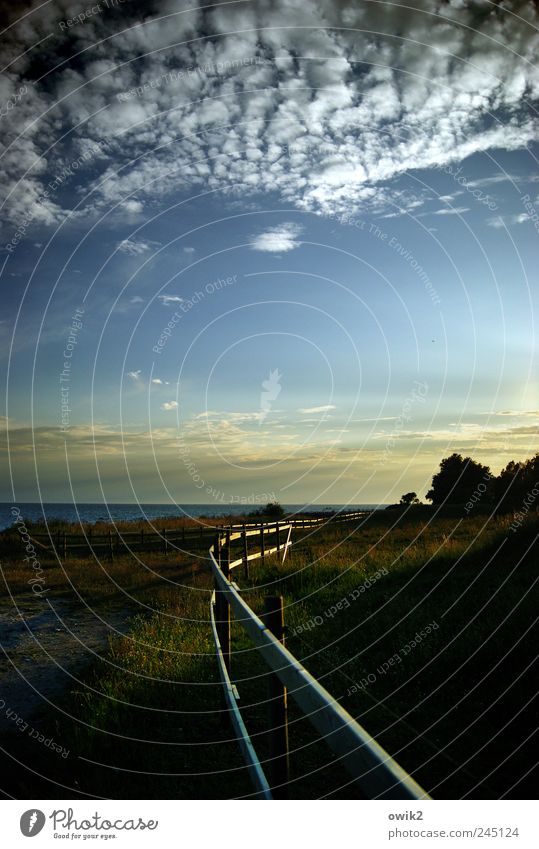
[
  {"xmin": 209, "ymin": 513, "xmax": 431, "ymax": 800},
  {"xmin": 7, "ymin": 511, "xmax": 368, "ymax": 559}
]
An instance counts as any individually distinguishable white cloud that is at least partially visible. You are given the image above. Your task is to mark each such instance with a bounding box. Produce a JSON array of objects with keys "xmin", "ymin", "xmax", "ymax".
[
  {"xmin": 158, "ymin": 295, "xmax": 184, "ymax": 306},
  {"xmin": 152, "ymin": 378, "xmax": 169, "ymax": 384},
  {"xmin": 121, "ymin": 199, "xmax": 143, "ymax": 214},
  {"xmin": 126, "ymin": 370, "xmax": 142, "ymax": 382},
  {"xmin": 251, "ymin": 222, "xmax": 303, "ymax": 253},
  {"xmin": 114, "ymin": 294, "xmax": 146, "ymax": 314},
  {"xmin": 196, "ymin": 410, "xmax": 265, "ymax": 423},
  {"xmin": 487, "ymin": 409, "xmax": 539, "ymax": 417},
  {"xmin": 467, "ymin": 175, "xmax": 520, "ymax": 188},
  {"xmin": 0, "ymin": 0, "xmax": 538, "ymax": 230},
  {"xmin": 297, "ymin": 404, "xmax": 336, "ymax": 414},
  {"xmin": 117, "ymin": 238, "xmax": 153, "ymax": 255},
  {"xmin": 487, "ymin": 213, "xmax": 531, "ymax": 228},
  {"xmin": 161, "ymin": 400, "xmax": 179, "ymax": 411},
  {"xmin": 433, "ymin": 207, "xmax": 470, "ymax": 216},
  {"xmin": 183, "ymin": 246, "xmax": 195, "ymax": 254}
]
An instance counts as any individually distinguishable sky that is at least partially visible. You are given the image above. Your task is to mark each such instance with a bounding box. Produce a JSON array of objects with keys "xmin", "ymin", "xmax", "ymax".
[{"xmin": 0, "ymin": 0, "xmax": 538, "ymax": 506}]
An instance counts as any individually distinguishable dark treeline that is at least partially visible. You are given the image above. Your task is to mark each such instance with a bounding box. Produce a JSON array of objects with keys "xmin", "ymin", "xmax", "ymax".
[{"xmin": 425, "ymin": 451, "xmax": 539, "ymax": 516}]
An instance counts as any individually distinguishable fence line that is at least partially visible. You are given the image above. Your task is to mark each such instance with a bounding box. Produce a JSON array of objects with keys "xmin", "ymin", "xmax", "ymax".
[
  {"xmin": 209, "ymin": 514, "xmax": 431, "ymax": 800},
  {"xmin": 4, "ymin": 511, "xmax": 368, "ymax": 559},
  {"xmin": 210, "ymin": 590, "xmax": 273, "ymax": 799}
]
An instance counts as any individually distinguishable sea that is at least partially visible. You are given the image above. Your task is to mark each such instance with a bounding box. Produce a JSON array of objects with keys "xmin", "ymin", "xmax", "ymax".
[{"xmin": 0, "ymin": 502, "xmax": 380, "ymax": 531}]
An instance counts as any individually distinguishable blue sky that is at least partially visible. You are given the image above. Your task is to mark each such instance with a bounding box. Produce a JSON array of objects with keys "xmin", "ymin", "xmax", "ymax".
[{"xmin": 1, "ymin": 0, "xmax": 538, "ymax": 504}]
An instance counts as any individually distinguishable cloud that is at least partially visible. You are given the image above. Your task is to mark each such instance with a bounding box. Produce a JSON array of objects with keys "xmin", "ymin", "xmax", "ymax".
[
  {"xmin": 121, "ymin": 199, "xmax": 143, "ymax": 214},
  {"xmin": 126, "ymin": 370, "xmax": 142, "ymax": 382},
  {"xmin": 384, "ymin": 419, "xmax": 539, "ymax": 445},
  {"xmin": 183, "ymin": 246, "xmax": 195, "ymax": 254},
  {"xmin": 487, "ymin": 213, "xmax": 532, "ymax": 228},
  {"xmin": 251, "ymin": 222, "xmax": 303, "ymax": 253},
  {"xmin": 0, "ymin": 423, "xmax": 180, "ymax": 459},
  {"xmin": 352, "ymin": 416, "xmax": 399, "ymax": 423},
  {"xmin": 467, "ymin": 175, "xmax": 522, "ymax": 188},
  {"xmin": 297, "ymin": 404, "xmax": 336, "ymax": 414},
  {"xmin": 158, "ymin": 295, "xmax": 183, "ymax": 306},
  {"xmin": 432, "ymin": 207, "xmax": 470, "ymax": 216},
  {"xmin": 486, "ymin": 410, "xmax": 539, "ymax": 417},
  {"xmin": 161, "ymin": 401, "xmax": 179, "ymax": 411},
  {"xmin": 0, "ymin": 1, "xmax": 538, "ymax": 229},
  {"xmin": 196, "ymin": 410, "xmax": 265, "ymax": 423},
  {"xmin": 117, "ymin": 238, "xmax": 154, "ymax": 255},
  {"xmin": 114, "ymin": 294, "xmax": 146, "ymax": 313},
  {"xmin": 499, "ymin": 425, "xmax": 539, "ymax": 435}
]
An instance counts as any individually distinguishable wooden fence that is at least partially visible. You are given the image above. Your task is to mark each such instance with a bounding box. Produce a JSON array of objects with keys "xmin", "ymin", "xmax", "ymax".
[
  {"xmin": 11, "ymin": 511, "xmax": 368, "ymax": 560},
  {"xmin": 209, "ymin": 514, "xmax": 431, "ymax": 800}
]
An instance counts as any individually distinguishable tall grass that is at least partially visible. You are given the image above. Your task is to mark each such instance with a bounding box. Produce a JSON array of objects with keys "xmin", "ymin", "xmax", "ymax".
[{"xmin": 239, "ymin": 511, "xmax": 538, "ymax": 798}]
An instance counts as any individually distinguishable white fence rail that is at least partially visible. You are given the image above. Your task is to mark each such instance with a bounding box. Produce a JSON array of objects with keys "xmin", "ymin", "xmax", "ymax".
[{"xmin": 209, "ymin": 513, "xmax": 431, "ymax": 800}]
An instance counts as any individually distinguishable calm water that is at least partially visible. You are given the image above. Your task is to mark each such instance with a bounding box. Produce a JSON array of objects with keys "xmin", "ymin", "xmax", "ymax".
[{"xmin": 0, "ymin": 502, "xmax": 379, "ymax": 531}]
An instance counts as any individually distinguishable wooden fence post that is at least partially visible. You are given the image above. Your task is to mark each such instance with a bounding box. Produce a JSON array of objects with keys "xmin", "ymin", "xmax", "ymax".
[
  {"xmin": 242, "ymin": 525, "xmax": 249, "ymax": 580},
  {"xmin": 140, "ymin": 528, "xmax": 144, "ymax": 550},
  {"xmin": 260, "ymin": 526, "xmax": 265, "ymax": 564},
  {"xmin": 263, "ymin": 595, "xmax": 289, "ymax": 798},
  {"xmin": 282, "ymin": 525, "xmax": 293, "ymax": 564},
  {"xmin": 215, "ymin": 532, "xmax": 231, "ymax": 674},
  {"xmin": 63, "ymin": 532, "xmax": 67, "ymax": 560},
  {"xmin": 164, "ymin": 527, "xmax": 168, "ymax": 555},
  {"xmin": 276, "ymin": 521, "xmax": 280, "ymax": 554},
  {"xmin": 108, "ymin": 530, "xmax": 114, "ymax": 561}
]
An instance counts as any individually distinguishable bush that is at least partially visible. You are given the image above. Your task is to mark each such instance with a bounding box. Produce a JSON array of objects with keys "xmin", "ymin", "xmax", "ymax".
[{"xmin": 249, "ymin": 501, "xmax": 285, "ymax": 519}]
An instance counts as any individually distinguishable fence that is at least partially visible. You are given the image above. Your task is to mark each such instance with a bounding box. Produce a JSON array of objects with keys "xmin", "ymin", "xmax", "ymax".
[
  {"xmin": 209, "ymin": 514, "xmax": 431, "ymax": 800},
  {"xmin": 6, "ymin": 512, "xmax": 368, "ymax": 560},
  {"xmin": 13, "ymin": 525, "xmax": 221, "ymax": 558},
  {"xmin": 5, "ymin": 507, "xmax": 430, "ymax": 797}
]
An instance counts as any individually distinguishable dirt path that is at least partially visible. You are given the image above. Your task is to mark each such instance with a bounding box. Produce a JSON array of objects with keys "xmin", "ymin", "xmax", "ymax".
[{"xmin": 0, "ymin": 594, "xmax": 131, "ymax": 736}]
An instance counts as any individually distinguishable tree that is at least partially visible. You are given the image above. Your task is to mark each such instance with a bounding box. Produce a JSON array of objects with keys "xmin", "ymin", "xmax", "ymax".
[
  {"xmin": 493, "ymin": 460, "xmax": 523, "ymax": 514},
  {"xmin": 251, "ymin": 501, "xmax": 285, "ymax": 519},
  {"xmin": 400, "ymin": 491, "xmax": 420, "ymax": 506},
  {"xmin": 494, "ymin": 454, "xmax": 539, "ymax": 515},
  {"xmin": 426, "ymin": 453, "xmax": 491, "ymax": 506}
]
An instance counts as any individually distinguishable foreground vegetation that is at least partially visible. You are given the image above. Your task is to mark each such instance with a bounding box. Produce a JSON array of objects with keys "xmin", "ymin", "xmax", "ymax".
[
  {"xmin": 0, "ymin": 508, "xmax": 536, "ymax": 798},
  {"xmin": 242, "ymin": 509, "xmax": 537, "ymax": 798},
  {"xmin": 0, "ymin": 534, "xmax": 254, "ymax": 798}
]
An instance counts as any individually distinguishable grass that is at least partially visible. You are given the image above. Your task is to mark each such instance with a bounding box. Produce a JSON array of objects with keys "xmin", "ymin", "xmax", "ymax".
[
  {"xmin": 63, "ymin": 571, "xmax": 255, "ymax": 800},
  {"xmin": 238, "ymin": 510, "xmax": 538, "ymax": 798},
  {"xmin": 0, "ymin": 536, "xmax": 254, "ymax": 799}
]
